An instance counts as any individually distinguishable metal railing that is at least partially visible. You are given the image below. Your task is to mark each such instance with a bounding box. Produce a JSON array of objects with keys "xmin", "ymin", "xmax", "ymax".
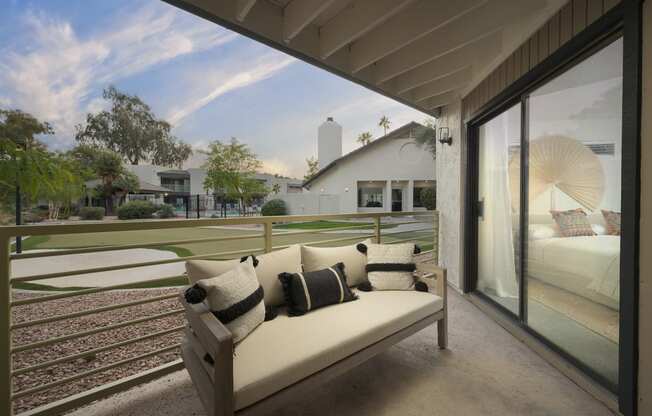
[{"xmin": 0, "ymin": 210, "xmax": 438, "ymax": 416}]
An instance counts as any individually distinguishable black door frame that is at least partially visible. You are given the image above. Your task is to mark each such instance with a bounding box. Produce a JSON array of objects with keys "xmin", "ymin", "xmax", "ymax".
[{"xmin": 463, "ymin": 2, "xmax": 641, "ymax": 415}]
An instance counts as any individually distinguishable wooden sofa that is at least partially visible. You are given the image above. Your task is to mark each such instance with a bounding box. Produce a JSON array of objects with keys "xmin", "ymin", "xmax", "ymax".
[{"xmin": 180, "ymin": 262, "xmax": 447, "ymax": 416}]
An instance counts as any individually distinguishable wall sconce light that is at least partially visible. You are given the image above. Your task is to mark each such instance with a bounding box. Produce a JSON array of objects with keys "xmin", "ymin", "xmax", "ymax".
[
  {"xmin": 344, "ymin": 187, "xmax": 349, "ymax": 192},
  {"xmin": 438, "ymin": 127, "xmax": 452, "ymax": 146}
]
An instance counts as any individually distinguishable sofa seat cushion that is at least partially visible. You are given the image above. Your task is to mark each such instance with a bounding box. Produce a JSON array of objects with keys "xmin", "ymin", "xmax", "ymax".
[{"xmin": 232, "ymin": 290, "xmax": 443, "ymax": 410}]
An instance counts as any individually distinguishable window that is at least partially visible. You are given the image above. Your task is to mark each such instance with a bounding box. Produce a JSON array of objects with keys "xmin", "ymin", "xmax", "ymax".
[
  {"xmin": 358, "ymin": 187, "xmax": 383, "ymax": 208},
  {"xmin": 413, "ymin": 184, "xmax": 436, "ymax": 208}
]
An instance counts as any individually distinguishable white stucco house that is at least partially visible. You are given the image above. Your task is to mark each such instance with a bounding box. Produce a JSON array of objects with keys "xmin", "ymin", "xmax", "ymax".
[{"xmin": 298, "ymin": 118, "xmax": 436, "ymax": 214}]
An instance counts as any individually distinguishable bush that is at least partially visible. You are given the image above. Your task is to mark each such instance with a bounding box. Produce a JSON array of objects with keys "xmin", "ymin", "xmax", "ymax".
[
  {"xmin": 365, "ymin": 201, "xmax": 382, "ymax": 208},
  {"xmin": 420, "ymin": 187, "xmax": 436, "ymax": 210},
  {"xmin": 117, "ymin": 200, "xmax": 158, "ymax": 220},
  {"xmin": 79, "ymin": 207, "xmax": 105, "ymax": 220},
  {"xmin": 157, "ymin": 204, "xmax": 176, "ymax": 219},
  {"xmin": 23, "ymin": 211, "xmax": 45, "ymax": 223},
  {"xmin": 261, "ymin": 199, "xmax": 287, "ymax": 216}
]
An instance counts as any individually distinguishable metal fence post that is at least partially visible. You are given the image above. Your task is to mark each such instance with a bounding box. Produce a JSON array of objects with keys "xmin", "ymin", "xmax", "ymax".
[
  {"xmin": 1, "ymin": 234, "xmax": 12, "ymax": 415},
  {"xmin": 264, "ymin": 222, "xmax": 272, "ymax": 253},
  {"xmin": 196, "ymin": 195, "xmax": 200, "ymax": 219},
  {"xmin": 374, "ymin": 217, "xmax": 381, "ymax": 243}
]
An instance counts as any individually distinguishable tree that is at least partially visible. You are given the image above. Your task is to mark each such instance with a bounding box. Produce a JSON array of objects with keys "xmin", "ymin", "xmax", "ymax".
[
  {"xmin": 39, "ymin": 153, "xmax": 85, "ymax": 220},
  {"xmin": 75, "ymin": 86, "xmax": 192, "ymax": 167},
  {"xmin": 202, "ymin": 138, "xmax": 267, "ymax": 215},
  {"xmin": 357, "ymin": 131, "xmax": 373, "ymax": 146},
  {"xmin": 414, "ymin": 119, "xmax": 437, "ymax": 157},
  {"xmin": 89, "ymin": 149, "xmax": 138, "ymax": 215},
  {"xmin": 304, "ymin": 157, "xmax": 319, "ymax": 181},
  {"xmin": 379, "ymin": 115, "xmax": 391, "ymax": 135}
]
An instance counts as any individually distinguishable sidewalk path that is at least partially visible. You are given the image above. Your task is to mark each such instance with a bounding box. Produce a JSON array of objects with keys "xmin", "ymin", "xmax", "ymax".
[{"xmin": 11, "ymin": 249, "xmax": 185, "ymax": 288}]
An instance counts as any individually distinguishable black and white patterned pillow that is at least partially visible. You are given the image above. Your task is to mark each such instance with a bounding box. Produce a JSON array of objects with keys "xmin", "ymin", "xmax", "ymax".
[
  {"xmin": 184, "ymin": 257, "xmax": 265, "ymax": 343},
  {"xmin": 357, "ymin": 242, "xmax": 418, "ymax": 290},
  {"xmin": 278, "ymin": 263, "xmax": 357, "ymax": 316}
]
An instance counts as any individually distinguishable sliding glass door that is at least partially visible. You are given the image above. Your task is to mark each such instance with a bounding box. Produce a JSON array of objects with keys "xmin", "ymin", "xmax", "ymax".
[{"xmin": 473, "ymin": 36, "xmax": 623, "ymax": 390}]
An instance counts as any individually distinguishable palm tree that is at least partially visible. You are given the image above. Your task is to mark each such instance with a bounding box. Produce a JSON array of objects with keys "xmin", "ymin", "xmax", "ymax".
[
  {"xmin": 379, "ymin": 115, "xmax": 391, "ymax": 135},
  {"xmin": 357, "ymin": 131, "xmax": 373, "ymax": 146}
]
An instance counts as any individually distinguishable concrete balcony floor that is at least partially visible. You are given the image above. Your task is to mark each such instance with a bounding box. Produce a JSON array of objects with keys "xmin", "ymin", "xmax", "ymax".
[{"xmin": 69, "ymin": 290, "xmax": 615, "ymax": 416}]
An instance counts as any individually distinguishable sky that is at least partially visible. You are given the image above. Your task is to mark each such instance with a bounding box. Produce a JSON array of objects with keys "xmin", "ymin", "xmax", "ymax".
[{"xmin": 0, "ymin": 0, "xmax": 429, "ymax": 178}]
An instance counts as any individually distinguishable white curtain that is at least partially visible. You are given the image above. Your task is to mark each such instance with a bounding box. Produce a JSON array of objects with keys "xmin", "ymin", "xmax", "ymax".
[{"xmin": 477, "ymin": 111, "xmax": 518, "ymax": 298}]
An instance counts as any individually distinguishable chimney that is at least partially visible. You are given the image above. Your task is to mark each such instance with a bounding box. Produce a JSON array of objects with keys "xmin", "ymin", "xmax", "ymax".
[{"xmin": 317, "ymin": 117, "xmax": 342, "ymax": 169}]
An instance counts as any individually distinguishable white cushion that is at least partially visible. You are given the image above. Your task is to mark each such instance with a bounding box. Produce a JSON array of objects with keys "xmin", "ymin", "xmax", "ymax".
[
  {"xmin": 186, "ymin": 245, "xmax": 302, "ymax": 306},
  {"xmin": 233, "ymin": 290, "xmax": 443, "ymax": 410},
  {"xmin": 196, "ymin": 257, "xmax": 264, "ymax": 344},
  {"xmin": 366, "ymin": 242, "xmax": 415, "ymax": 290},
  {"xmin": 301, "ymin": 240, "xmax": 370, "ymax": 287}
]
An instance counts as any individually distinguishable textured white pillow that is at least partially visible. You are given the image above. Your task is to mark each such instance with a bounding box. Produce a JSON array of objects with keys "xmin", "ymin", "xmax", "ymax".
[
  {"xmin": 366, "ymin": 243, "xmax": 416, "ymax": 291},
  {"xmin": 301, "ymin": 240, "xmax": 370, "ymax": 287},
  {"xmin": 528, "ymin": 224, "xmax": 558, "ymax": 240},
  {"xmin": 186, "ymin": 245, "xmax": 302, "ymax": 306},
  {"xmin": 196, "ymin": 257, "xmax": 265, "ymax": 344}
]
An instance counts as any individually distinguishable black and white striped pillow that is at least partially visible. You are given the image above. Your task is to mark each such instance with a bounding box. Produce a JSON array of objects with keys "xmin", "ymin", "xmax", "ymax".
[{"xmin": 278, "ymin": 263, "xmax": 357, "ymax": 316}]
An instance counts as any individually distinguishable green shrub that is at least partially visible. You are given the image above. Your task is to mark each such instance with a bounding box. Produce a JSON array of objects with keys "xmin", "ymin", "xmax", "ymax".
[
  {"xmin": 157, "ymin": 204, "xmax": 176, "ymax": 219},
  {"xmin": 420, "ymin": 187, "xmax": 436, "ymax": 210},
  {"xmin": 117, "ymin": 200, "xmax": 158, "ymax": 220},
  {"xmin": 79, "ymin": 207, "xmax": 105, "ymax": 220},
  {"xmin": 261, "ymin": 199, "xmax": 287, "ymax": 216},
  {"xmin": 23, "ymin": 211, "xmax": 45, "ymax": 223}
]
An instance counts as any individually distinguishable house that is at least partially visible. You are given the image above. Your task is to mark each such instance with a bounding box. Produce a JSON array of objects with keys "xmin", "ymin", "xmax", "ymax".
[{"xmin": 289, "ymin": 119, "xmax": 435, "ymax": 215}]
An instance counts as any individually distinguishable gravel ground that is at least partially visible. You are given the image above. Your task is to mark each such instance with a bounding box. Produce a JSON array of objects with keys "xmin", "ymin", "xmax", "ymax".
[{"xmin": 10, "ymin": 288, "xmax": 184, "ymax": 415}]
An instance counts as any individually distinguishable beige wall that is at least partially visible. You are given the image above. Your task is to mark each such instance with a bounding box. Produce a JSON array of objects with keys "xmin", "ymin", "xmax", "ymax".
[{"xmin": 639, "ymin": 1, "xmax": 651, "ymax": 413}]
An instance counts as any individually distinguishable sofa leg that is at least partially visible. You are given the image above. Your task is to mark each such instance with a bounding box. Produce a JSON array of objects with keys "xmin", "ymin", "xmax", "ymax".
[{"xmin": 437, "ymin": 317, "xmax": 447, "ymax": 349}]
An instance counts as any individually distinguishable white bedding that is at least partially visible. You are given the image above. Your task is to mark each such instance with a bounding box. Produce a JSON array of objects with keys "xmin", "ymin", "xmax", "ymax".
[{"xmin": 527, "ymin": 235, "xmax": 620, "ymax": 310}]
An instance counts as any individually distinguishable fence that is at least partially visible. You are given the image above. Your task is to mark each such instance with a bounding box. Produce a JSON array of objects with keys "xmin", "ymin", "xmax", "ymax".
[{"xmin": 0, "ymin": 210, "xmax": 438, "ymax": 415}]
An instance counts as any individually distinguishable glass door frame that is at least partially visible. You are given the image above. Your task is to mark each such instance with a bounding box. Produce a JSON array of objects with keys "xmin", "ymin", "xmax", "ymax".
[{"xmin": 463, "ymin": 3, "xmax": 641, "ymax": 414}]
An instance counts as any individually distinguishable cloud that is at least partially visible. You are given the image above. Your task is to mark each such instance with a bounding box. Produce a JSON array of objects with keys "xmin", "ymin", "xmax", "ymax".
[
  {"xmin": 0, "ymin": 3, "xmax": 235, "ymax": 146},
  {"xmin": 166, "ymin": 54, "xmax": 296, "ymax": 126},
  {"xmin": 260, "ymin": 158, "xmax": 293, "ymax": 177}
]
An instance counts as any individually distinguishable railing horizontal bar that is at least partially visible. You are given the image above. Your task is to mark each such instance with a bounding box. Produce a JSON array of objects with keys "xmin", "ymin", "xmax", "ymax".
[
  {"xmin": 11, "ymin": 343, "xmax": 181, "ymax": 399},
  {"xmin": 12, "ymin": 325, "xmax": 185, "ymax": 376},
  {"xmin": 17, "ymin": 360, "xmax": 184, "ymax": 416},
  {"xmin": 11, "ymin": 292, "xmax": 179, "ymax": 330},
  {"xmin": 382, "ymin": 227, "xmax": 434, "ymax": 236},
  {"xmin": 10, "ymin": 233, "xmax": 263, "ymax": 260},
  {"xmin": 11, "ymin": 309, "xmax": 183, "ymax": 353},
  {"xmin": 384, "ymin": 236, "xmax": 435, "ymax": 245},
  {"xmin": 273, "ymin": 233, "xmax": 375, "ymax": 251},
  {"xmin": 1, "ymin": 211, "xmax": 435, "ymax": 237},
  {"xmin": 10, "ymin": 275, "xmax": 187, "ymax": 307},
  {"xmin": 271, "ymin": 223, "xmax": 378, "ymax": 237},
  {"xmin": 11, "ymin": 247, "xmax": 263, "ymax": 283}
]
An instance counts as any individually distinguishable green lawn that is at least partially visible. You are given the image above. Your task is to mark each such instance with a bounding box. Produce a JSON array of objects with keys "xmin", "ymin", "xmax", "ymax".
[{"xmin": 16, "ymin": 225, "xmax": 434, "ymax": 290}]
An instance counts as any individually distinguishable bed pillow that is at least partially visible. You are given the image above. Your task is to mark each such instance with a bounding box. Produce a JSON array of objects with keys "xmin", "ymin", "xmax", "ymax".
[
  {"xmin": 301, "ymin": 240, "xmax": 370, "ymax": 287},
  {"xmin": 186, "ymin": 245, "xmax": 302, "ymax": 306},
  {"xmin": 278, "ymin": 263, "xmax": 357, "ymax": 316},
  {"xmin": 364, "ymin": 242, "xmax": 416, "ymax": 291},
  {"xmin": 601, "ymin": 210, "xmax": 621, "ymax": 235},
  {"xmin": 528, "ymin": 224, "xmax": 559, "ymax": 240},
  {"xmin": 550, "ymin": 208, "xmax": 596, "ymax": 237},
  {"xmin": 187, "ymin": 257, "xmax": 265, "ymax": 344}
]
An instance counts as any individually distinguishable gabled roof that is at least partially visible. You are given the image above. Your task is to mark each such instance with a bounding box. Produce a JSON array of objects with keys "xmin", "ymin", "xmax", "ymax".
[
  {"xmin": 303, "ymin": 121, "xmax": 434, "ymax": 188},
  {"xmin": 157, "ymin": 169, "xmax": 190, "ymax": 178}
]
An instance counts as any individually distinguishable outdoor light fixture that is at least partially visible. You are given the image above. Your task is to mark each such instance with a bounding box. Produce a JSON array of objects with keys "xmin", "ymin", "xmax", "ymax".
[
  {"xmin": 438, "ymin": 127, "xmax": 452, "ymax": 146},
  {"xmin": 344, "ymin": 187, "xmax": 349, "ymax": 192}
]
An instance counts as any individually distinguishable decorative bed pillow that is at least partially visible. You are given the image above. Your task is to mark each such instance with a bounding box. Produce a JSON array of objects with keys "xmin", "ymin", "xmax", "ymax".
[
  {"xmin": 550, "ymin": 208, "xmax": 596, "ymax": 237},
  {"xmin": 185, "ymin": 257, "xmax": 265, "ymax": 344},
  {"xmin": 301, "ymin": 240, "xmax": 370, "ymax": 287},
  {"xmin": 362, "ymin": 242, "xmax": 417, "ymax": 291},
  {"xmin": 528, "ymin": 224, "xmax": 559, "ymax": 240},
  {"xmin": 278, "ymin": 263, "xmax": 356, "ymax": 316},
  {"xmin": 601, "ymin": 210, "xmax": 621, "ymax": 235},
  {"xmin": 186, "ymin": 245, "xmax": 302, "ymax": 306}
]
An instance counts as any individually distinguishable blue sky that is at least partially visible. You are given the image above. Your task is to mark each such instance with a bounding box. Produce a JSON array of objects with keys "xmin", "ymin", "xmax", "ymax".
[{"xmin": 0, "ymin": 0, "xmax": 428, "ymax": 177}]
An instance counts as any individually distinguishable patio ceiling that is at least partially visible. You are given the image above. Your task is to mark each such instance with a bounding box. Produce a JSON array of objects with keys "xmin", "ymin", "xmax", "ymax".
[{"xmin": 165, "ymin": 0, "xmax": 567, "ymax": 116}]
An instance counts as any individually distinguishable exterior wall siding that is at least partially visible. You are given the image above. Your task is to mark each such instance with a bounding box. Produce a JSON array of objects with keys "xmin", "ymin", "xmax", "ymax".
[{"xmin": 462, "ymin": 0, "xmax": 621, "ymax": 121}]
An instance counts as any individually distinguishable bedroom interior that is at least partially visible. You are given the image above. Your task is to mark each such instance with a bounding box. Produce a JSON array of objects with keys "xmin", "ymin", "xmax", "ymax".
[{"xmin": 475, "ymin": 36, "xmax": 622, "ymax": 389}]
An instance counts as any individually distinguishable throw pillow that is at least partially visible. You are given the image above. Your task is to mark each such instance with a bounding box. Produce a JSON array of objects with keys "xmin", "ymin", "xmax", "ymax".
[
  {"xmin": 301, "ymin": 240, "xmax": 371, "ymax": 287},
  {"xmin": 278, "ymin": 263, "xmax": 357, "ymax": 316},
  {"xmin": 363, "ymin": 242, "xmax": 417, "ymax": 290},
  {"xmin": 550, "ymin": 208, "xmax": 596, "ymax": 237},
  {"xmin": 185, "ymin": 257, "xmax": 265, "ymax": 344},
  {"xmin": 186, "ymin": 245, "xmax": 302, "ymax": 306},
  {"xmin": 601, "ymin": 210, "xmax": 621, "ymax": 236}
]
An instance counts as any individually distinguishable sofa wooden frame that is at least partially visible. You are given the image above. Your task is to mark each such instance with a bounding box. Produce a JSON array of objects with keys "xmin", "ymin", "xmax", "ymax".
[{"xmin": 180, "ymin": 263, "xmax": 447, "ymax": 416}]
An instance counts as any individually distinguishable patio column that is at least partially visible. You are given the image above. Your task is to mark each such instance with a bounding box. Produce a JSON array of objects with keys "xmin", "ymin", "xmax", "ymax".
[
  {"xmin": 385, "ymin": 180, "xmax": 392, "ymax": 211},
  {"xmin": 406, "ymin": 180, "xmax": 414, "ymax": 212}
]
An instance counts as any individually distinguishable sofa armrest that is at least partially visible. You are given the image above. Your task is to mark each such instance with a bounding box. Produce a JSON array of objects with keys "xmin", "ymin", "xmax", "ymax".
[
  {"xmin": 414, "ymin": 263, "xmax": 447, "ymax": 300},
  {"xmin": 180, "ymin": 293, "xmax": 233, "ymax": 358}
]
